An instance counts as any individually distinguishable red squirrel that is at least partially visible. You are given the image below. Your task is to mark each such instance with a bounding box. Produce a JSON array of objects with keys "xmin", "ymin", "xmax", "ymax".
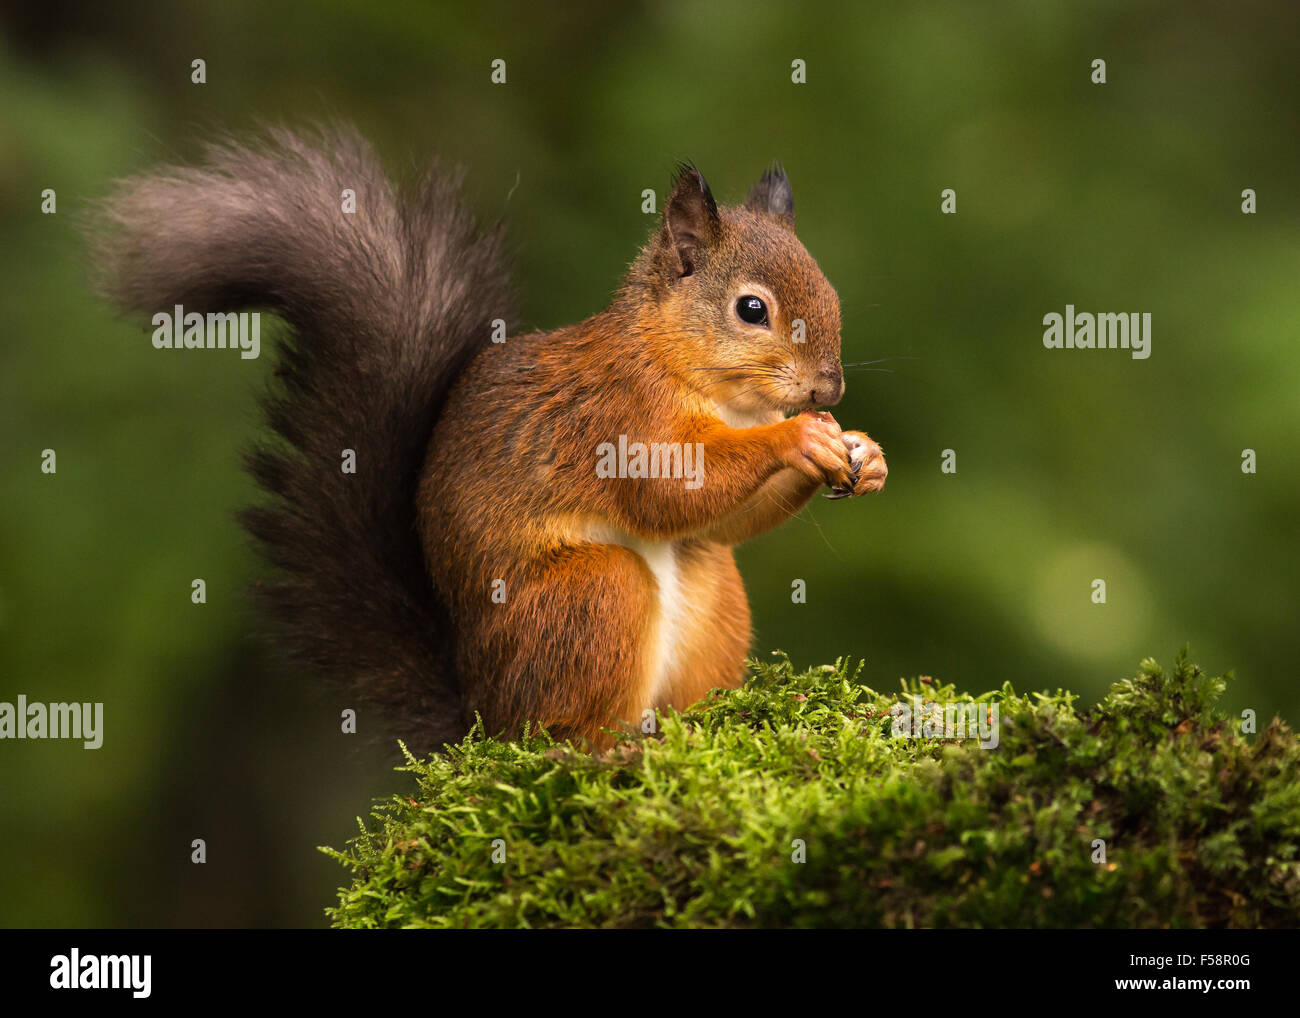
[{"xmin": 92, "ymin": 125, "xmax": 886, "ymax": 752}]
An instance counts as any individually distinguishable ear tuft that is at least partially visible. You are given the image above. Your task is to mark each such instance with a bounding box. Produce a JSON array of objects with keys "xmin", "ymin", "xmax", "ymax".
[
  {"xmin": 670, "ymin": 160, "xmax": 718, "ymax": 216},
  {"xmin": 746, "ymin": 160, "xmax": 795, "ymax": 227},
  {"xmin": 663, "ymin": 161, "xmax": 720, "ymax": 278}
]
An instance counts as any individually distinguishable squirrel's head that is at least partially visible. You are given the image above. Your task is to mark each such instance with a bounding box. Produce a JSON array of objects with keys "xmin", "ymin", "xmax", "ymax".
[{"xmin": 627, "ymin": 162, "xmax": 843, "ymax": 422}]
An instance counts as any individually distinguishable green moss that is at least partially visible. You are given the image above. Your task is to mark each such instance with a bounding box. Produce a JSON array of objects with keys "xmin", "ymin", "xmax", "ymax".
[{"xmin": 322, "ymin": 651, "xmax": 1300, "ymax": 928}]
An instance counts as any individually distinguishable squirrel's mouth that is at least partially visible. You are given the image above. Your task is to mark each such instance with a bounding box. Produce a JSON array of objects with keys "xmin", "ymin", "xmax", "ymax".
[
  {"xmin": 759, "ymin": 388, "xmax": 816, "ymax": 417},
  {"xmin": 779, "ymin": 395, "xmax": 830, "ymax": 417},
  {"xmin": 717, "ymin": 376, "xmax": 835, "ymax": 422}
]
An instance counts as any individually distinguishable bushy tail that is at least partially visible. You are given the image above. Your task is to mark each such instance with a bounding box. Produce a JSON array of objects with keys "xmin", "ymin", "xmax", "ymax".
[{"xmin": 91, "ymin": 124, "xmax": 514, "ymax": 751}]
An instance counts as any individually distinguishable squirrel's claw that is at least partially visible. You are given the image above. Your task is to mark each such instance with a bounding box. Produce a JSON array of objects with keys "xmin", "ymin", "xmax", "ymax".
[
  {"xmin": 824, "ymin": 460, "xmax": 860, "ymax": 499},
  {"xmin": 825, "ymin": 431, "xmax": 885, "ymax": 498}
]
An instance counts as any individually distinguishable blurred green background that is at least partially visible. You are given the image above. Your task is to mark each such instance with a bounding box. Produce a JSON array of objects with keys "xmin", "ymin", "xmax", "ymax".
[{"xmin": 2, "ymin": 0, "xmax": 1297, "ymax": 927}]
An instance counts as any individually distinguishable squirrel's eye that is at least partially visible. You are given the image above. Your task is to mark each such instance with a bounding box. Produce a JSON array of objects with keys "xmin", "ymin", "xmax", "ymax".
[{"xmin": 736, "ymin": 295, "xmax": 769, "ymax": 326}]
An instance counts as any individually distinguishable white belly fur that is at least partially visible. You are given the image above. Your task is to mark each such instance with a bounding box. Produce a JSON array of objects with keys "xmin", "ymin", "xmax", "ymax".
[{"xmin": 578, "ymin": 521, "xmax": 686, "ymax": 703}]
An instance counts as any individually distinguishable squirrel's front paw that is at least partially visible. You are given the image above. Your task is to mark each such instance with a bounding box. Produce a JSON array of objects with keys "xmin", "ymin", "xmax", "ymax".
[
  {"xmin": 785, "ymin": 410, "xmax": 854, "ymax": 492},
  {"xmin": 825, "ymin": 431, "xmax": 886, "ymax": 498}
]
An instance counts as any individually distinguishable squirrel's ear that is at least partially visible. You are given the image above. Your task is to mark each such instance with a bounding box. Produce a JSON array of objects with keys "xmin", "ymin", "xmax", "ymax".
[
  {"xmin": 746, "ymin": 161, "xmax": 795, "ymax": 228},
  {"xmin": 663, "ymin": 162, "xmax": 720, "ymax": 278}
]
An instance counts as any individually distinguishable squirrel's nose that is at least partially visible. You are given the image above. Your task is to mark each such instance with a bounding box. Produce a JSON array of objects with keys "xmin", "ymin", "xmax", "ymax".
[{"xmin": 809, "ymin": 371, "xmax": 844, "ymax": 407}]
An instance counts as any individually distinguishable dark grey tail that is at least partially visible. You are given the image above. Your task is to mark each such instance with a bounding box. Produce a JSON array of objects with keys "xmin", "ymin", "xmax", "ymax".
[{"xmin": 91, "ymin": 124, "xmax": 514, "ymax": 752}]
